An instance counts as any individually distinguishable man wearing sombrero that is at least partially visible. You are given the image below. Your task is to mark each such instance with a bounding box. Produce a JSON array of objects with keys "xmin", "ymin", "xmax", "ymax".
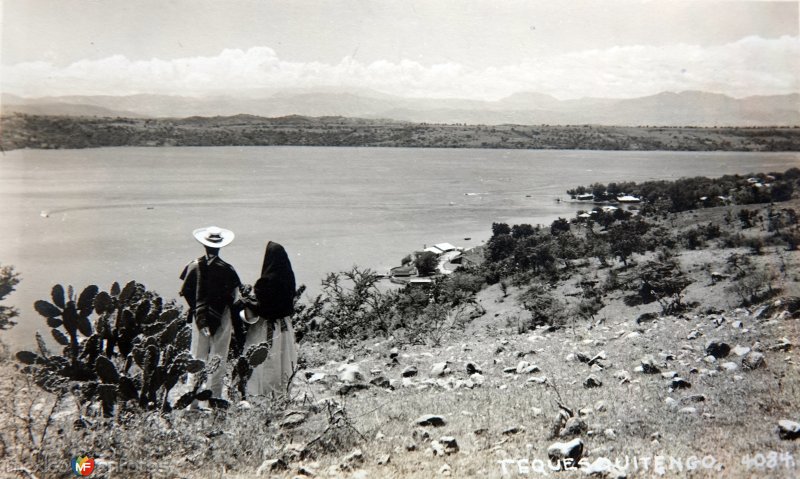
[{"xmin": 179, "ymin": 226, "xmax": 241, "ymax": 400}]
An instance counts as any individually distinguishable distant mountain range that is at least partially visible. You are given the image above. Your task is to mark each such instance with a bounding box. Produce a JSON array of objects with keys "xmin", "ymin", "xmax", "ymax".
[{"xmin": 2, "ymin": 89, "xmax": 798, "ymax": 126}]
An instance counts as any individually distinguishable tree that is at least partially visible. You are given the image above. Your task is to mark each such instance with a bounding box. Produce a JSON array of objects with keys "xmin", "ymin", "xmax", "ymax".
[
  {"xmin": 0, "ymin": 264, "xmax": 20, "ymax": 330},
  {"xmin": 638, "ymin": 260, "xmax": 691, "ymax": 314},
  {"xmin": 607, "ymin": 223, "xmax": 645, "ymax": 267},
  {"xmin": 550, "ymin": 217, "xmax": 570, "ymax": 236},
  {"xmin": 415, "ymin": 251, "xmax": 439, "ymax": 276}
]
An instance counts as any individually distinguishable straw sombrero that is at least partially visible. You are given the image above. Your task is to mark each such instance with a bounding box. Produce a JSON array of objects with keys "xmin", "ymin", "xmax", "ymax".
[{"xmin": 193, "ymin": 226, "xmax": 235, "ymax": 248}]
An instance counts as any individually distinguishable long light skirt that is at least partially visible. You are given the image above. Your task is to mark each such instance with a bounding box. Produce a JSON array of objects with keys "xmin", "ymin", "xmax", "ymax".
[
  {"xmin": 189, "ymin": 307, "xmax": 232, "ymax": 398},
  {"xmin": 244, "ymin": 317, "xmax": 298, "ymax": 397}
]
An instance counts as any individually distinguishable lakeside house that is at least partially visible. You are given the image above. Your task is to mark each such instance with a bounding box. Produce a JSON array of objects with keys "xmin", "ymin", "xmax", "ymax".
[
  {"xmin": 423, "ymin": 242, "xmax": 458, "ymax": 255},
  {"xmin": 576, "ymin": 193, "xmax": 594, "ymax": 201},
  {"xmin": 616, "ymin": 195, "xmax": 642, "ymax": 203}
]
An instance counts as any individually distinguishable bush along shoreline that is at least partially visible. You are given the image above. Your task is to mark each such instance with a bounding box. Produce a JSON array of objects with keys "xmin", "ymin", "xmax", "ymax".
[{"xmin": 3, "ymin": 168, "xmax": 800, "ymax": 478}]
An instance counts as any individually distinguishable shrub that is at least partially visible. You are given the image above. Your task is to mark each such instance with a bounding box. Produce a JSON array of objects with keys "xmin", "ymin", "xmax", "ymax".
[
  {"xmin": 0, "ymin": 264, "xmax": 20, "ymax": 330},
  {"xmin": 727, "ymin": 264, "xmax": 778, "ymax": 305},
  {"xmin": 305, "ymin": 267, "xmax": 395, "ymax": 347},
  {"xmin": 518, "ymin": 282, "xmax": 566, "ymax": 330}
]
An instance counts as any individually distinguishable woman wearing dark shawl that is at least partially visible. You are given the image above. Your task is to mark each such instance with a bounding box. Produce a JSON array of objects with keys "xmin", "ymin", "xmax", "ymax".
[{"xmin": 238, "ymin": 241, "xmax": 298, "ymax": 397}]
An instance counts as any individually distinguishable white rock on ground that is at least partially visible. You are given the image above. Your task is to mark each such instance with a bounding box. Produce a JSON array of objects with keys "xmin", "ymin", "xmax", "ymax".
[
  {"xmin": 337, "ymin": 364, "xmax": 363, "ymax": 383},
  {"xmin": 778, "ymin": 419, "xmax": 800, "ymax": 440},
  {"xmin": 547, "ymin": 438, "xmax": 584, "ymax": 465}
]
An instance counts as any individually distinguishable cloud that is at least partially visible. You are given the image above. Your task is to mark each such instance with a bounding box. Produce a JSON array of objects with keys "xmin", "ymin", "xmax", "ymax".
[{"xmin": 2, "ymin": 36, "xmax": 798, "ymax": 99}]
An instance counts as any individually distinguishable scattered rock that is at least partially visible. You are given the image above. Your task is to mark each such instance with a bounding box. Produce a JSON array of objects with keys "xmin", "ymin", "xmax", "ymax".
[
  {"xmin": 438, "ymin": 436, "xmax": 459, "ymax": 454},
  {"xmin": 280, "ymin": 411, "xmax": 307, "ymax": 429},
  {"xmin": 575, "ymin": 352, "xmax": 592, "ymax": 363},
  {"xmin": 282, "ymin": 443, "xmax": 309, "ymax": 461},
  {"xmin": 336, "ymin": 383, "xmax": 370, "ymax": 396},
  {"xmin": 256, "ymin": 458, "xmax": 288, "ymax": 475},
  {"xmin": 603, "ymin": 428, "xmax": 616, "ymax": 439},
  {"xmin": 703, "ymin": 355, "xmax": 717, "ymax": 364},
  {"xmin": 732, "ymin": 345, "xmax": 751, "ymax": 357},
  {"xmin": 502, "ymin": 426, "xmax": 524, "ymax": 435},
  {"xmin": 531, "ymin": 407, "xmax": 543, "ymax": 417},
  {"xmin": 670, "ymin": 378, "xmax": 691, "ymax": 390},
  {"xmin": 470, "ymin": 373, "xmax": 485, "ymax": 385},
  {"xmin": 584, "ymin": 375, "xmax": 603, "ymax": 388},
  {"xmin": 583, "ymin": 457, "xmax": 627, "ymax": 478},
  {"xmin": 595, "ymin": 401, "xmax": 608, "ymax": 413},
  {"xmin": 296, "ymin": 465, "xmax": 316, "ymax": 476},
  {"xmin": 658, "ymin": 352, "xmax": 676, "ymax": 361},
  {"xmin": 731, "ymin": 320, "xmax": 743, "ymax": 329},
  {"xmin": 770, "ymin": 338, "xmax": 793, "ymax": 352},
  {"xmin": 665, "ymin": 397, "xmax": 678, "ymax": 410},
  {"xmin": 613, "ymin": 370, "xmax": 631, "ymax": 382},
  {"xmin": 778, "ymin": 419, "xmax": 800, "ymax": 440},
  {"xmin": 340, "ymin": 449, "xmax": 364, "ymax": 469},
  {"xmin": 439, "ymin": 464, "xmax": 452, "ymax": 476},
  {"xmin": 503, "ymin": 366, "xmax": 518, "ymax": 374},
  {"xmin": 710, "ymin": 271, "xmax": 729, "ymax": 283},
  {"xmin": 742, "ymin": 351, "xmax": 766, "ymax": 370},
  {"xmin": 517, "ymin": 362, "xmax": 540, "ymax": 374},
  {"xmin": 473, "ymin": 427, "xmax": 488, "ymax": 436},
  {"xmin": 705, "ymin": 340, "xmax": 731, "ymax": 359},
  {"xmin": 721, "ymin": 362, "xmax": 738, "ymax": 372},
  {"xmin": 661, "ymin": 371, "xmax": 678, "ymax": 379},
  {"xmin": 680, "ymin": 394, "xmax": 706, "ymax": 403},
  {"xmin": 389, "ymin": 347, "xmax": 399, "ymax": 359},
  {"xmin": 560, "ymin": 417, "xmax": 588, "ymax": 437},
  {"xmin": 640, "ymin": 356, "xmax": 661, "ymax": 374},
  {"xmin": 401, "ymin": 366, "xmax": 418, "ymax": 378},
  {"xmin": 547, "ymin": 438, "xmax": 584, "ymax": 465},
  {"xmin": 338, "ymin": 364, "xmax": 364, "ymax": 383},
  {"xmin": 415, "ymin": 414, "xmax": 447, "ymax": 427},
  {"xmin": 527, "ymin": 376, "xmax": 548, "ymax": 384},
  {"xmin": 636, "ymin": 312, "xmax": 659, "ymax": 324},
  {"xmin": 376, "ymin": 454, "xmax": 391, "ymax": 465},
  {"xmin": 687, "ymin": 330, "xmax": 701, "ymax": 340},
  {"xmin": 431, "ymin": 362, "xmax": 450, "ymax": 377},
  {"xmin": 679, "ymin": 407, "xmax": 698, "ymax": 415},
  {"xmin": 369, "ymin": 376, "xmax": 392, "ymax": 389},
  {"xmin": 466, "ymin": 362, "xmax": 481, "ymax": 375},
  {"xmin": 752, "ymin": 305, "xmax": 769, "ymax": 319},
  {"xmin": 588, "ymin": 351, "xmax": 607, "ymax": 365},
  {"xmin": 307, "ymin": 372, "xmax": 326, "ymax": 383}
]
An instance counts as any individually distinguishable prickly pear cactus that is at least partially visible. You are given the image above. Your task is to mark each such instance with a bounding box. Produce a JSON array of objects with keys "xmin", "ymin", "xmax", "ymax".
[
  {"xmin": 17, "ymin": 280, "xmax": 203, "ymax": 417},
  {"xmin": 231, "ymin": 341, "xmax": 271, "ymax": 398}
]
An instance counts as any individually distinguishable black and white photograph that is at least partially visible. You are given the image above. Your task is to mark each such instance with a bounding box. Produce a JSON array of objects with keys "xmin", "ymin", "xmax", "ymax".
[{"xmin": 0, "ymin": 1, "xmax": 798, "ymax": 477}]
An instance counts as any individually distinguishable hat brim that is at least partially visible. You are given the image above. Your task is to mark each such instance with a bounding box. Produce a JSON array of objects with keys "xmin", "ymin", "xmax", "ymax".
[{"xmin": 193, "ymin": 227, "xmax": 235, "ymax": 248}]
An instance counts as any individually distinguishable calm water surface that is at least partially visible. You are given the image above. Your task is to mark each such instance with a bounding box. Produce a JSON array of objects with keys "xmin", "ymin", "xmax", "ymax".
[{"xmin": 1, "ymin": 146, "xmax": 798, "ymax": 348}]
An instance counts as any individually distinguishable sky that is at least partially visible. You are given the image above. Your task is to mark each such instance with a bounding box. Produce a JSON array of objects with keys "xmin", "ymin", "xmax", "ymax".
[{"xmin": 1, "ymin": 0, "xmax": 798, "ymax": 100}]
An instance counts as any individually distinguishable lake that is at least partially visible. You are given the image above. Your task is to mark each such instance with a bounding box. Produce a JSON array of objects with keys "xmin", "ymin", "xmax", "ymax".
[{"xmin": 1, "ymin": 146, "xmax": 798, "ymax": 348}]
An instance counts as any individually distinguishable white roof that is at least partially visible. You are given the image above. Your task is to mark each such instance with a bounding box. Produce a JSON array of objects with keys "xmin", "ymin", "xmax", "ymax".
[
  {"xmin": 434, "ymin": 242, "xmax": 457, "ymax": 252},
  {"xmin": 424, "ymin": 246, "xmax": 444, "ymax": 254}
]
